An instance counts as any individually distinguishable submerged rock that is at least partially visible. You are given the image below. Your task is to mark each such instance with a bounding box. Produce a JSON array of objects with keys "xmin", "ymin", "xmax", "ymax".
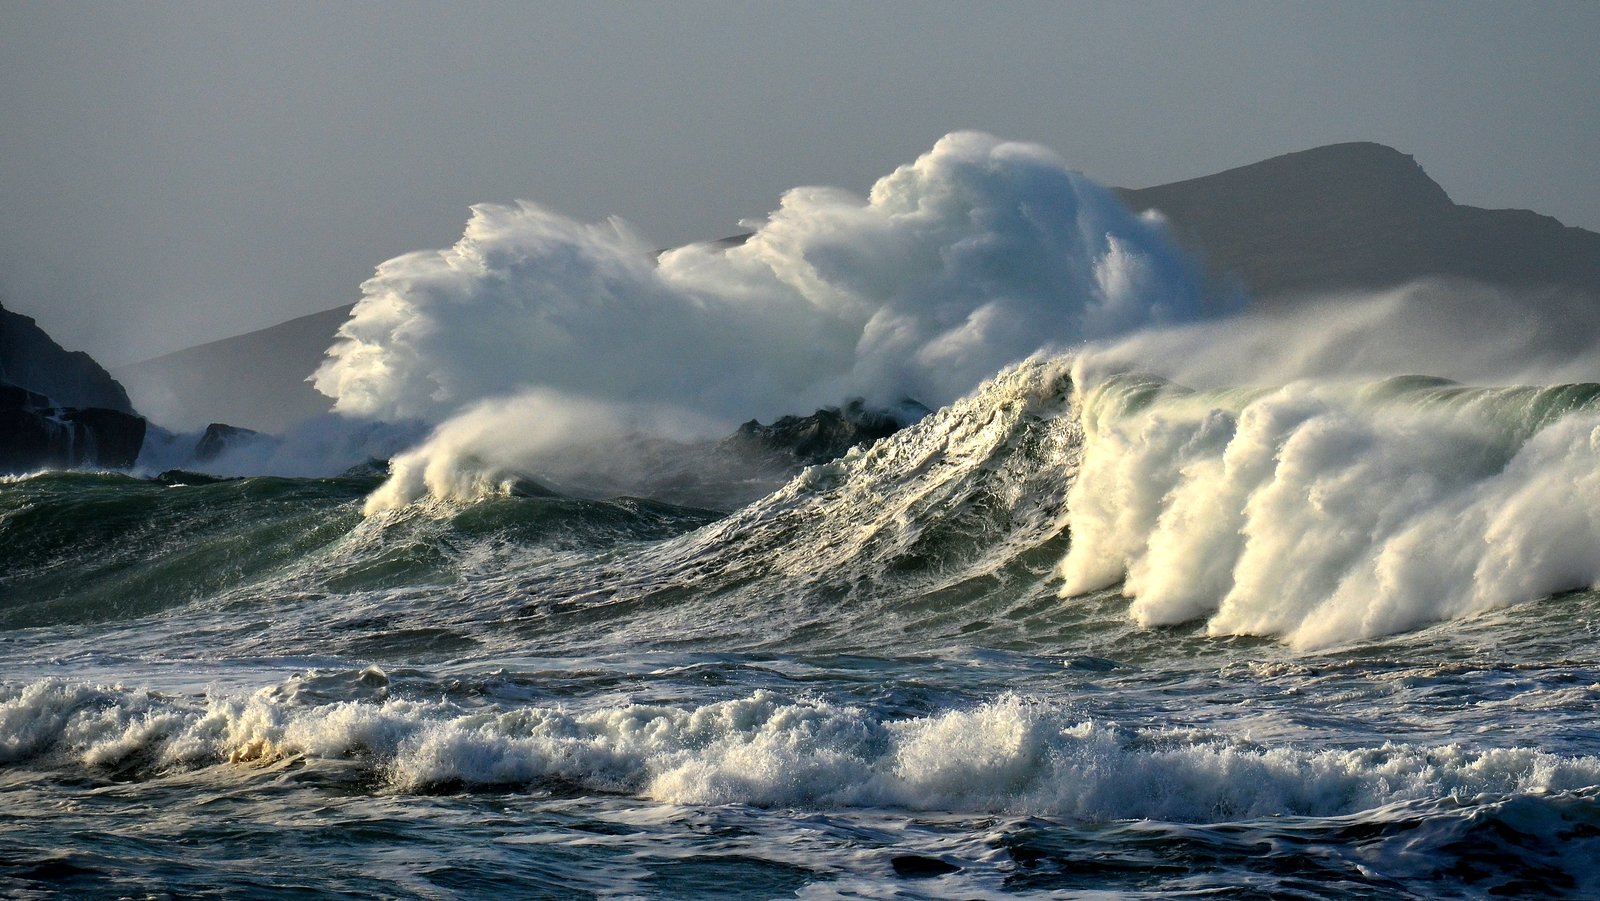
[
  {"xmin": 152, "ymin": 469, "xmax": 238, "ymax": 486},
  {"xmin": 339, "ymin": 457, "xmax": 391, "ymax": 479}
]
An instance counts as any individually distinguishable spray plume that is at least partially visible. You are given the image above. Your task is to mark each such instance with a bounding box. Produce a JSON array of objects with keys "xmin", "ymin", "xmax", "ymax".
[{"xmin": 313, "ymin": 132, "xmax": 1215, "ymax": 507}]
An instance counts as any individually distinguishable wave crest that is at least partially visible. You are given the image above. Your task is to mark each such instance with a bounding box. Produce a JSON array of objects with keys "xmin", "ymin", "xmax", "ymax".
[{"xmin": 1060, "ymin": 368, "xmax": 1600, "ymax": 648}]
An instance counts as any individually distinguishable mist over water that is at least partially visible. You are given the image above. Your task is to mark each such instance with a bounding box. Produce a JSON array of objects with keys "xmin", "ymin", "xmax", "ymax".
[{"xmin": 1075, "ymin": 279, "xmax": 1600, "ymax": 390}]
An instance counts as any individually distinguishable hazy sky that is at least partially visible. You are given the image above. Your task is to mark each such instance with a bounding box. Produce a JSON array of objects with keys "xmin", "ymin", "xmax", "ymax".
[{"xmin": 2, "ymin": 1, "xmax": 1596, "ymax": 366}]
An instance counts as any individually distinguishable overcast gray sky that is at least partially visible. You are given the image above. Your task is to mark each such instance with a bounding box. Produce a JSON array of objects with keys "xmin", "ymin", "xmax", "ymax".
[{"xmin": 2, "ymin": 1, "xmax": 1597, "ymax": 366}]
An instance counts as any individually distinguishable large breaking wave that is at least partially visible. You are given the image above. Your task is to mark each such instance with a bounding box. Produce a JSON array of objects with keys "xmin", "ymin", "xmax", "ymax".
[
  {"xmin": 348, "ymin": 350, "xmax": 1600, "ymax": 653},
  {"xmin": 1060, "ymin": 367, "xmax": 1600, "ymax": 649}
]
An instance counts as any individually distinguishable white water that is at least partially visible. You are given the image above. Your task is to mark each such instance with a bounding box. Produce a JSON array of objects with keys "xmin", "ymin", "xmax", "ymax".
[
  {"xmin": 1059, "ymin": 365, "xmax": 1600, "ymax": 648},
  {"xmin": 318, "ymin": 132, "xmax": 1219, "ymax": 510},
  {"xmin": 8, "ymin": 678, "xmax": 1597, "ymax": 824}
]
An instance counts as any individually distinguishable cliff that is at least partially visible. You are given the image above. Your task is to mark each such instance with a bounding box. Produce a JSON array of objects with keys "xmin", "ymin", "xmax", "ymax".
[
  {"xmin": 0, "ymin": 302, "xmax": 148, "ymax": 472},
  {"xmin": 0, "ymin": 302, "xmax": 135, "ymax": 413}
]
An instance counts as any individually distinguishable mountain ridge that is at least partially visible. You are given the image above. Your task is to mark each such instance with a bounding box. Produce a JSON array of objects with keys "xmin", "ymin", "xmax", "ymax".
[{"xmin": 1114, "ymin": 141, "xmax": 1600, "ymax": 299}]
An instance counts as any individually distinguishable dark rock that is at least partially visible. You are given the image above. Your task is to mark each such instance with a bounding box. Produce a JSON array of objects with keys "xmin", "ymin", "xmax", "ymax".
[
  {"xmin": 0, "ymin": 387, "xmax": 146, "ymax": 472},
  {"xmin": 194, "ymin": 422, "xmax": 264, "ymax": 462},
  {"xmin": 0, "ymin": 302, "xmax": 135, "ymax": 413},
  {"xmin": 153, "ymin": 469, "xmax": 237, "ymax": 486},
  {"xmin": 726, "ymin": 398, "xmax": 929, "ymax": 466},
  {"xmin": 339, "ymin": 457, "xmax": 391, "ymax": 479},
  {"xmin": 0, "ymin": 304, "xmax": 148, "ymax": 471},
  {"xmin": 0, "ymin": 381, "xmax": 50, "ymax": 411},
  {"xmin": 890, "ymin": 855, "xmax": 961, "ymax": 878},
  {"xmin": 63, "ymin": 407, "xmax": 146, "ymax": 468}
]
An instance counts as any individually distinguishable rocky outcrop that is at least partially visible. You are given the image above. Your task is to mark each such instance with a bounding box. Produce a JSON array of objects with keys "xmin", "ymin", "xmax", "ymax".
[
  {"xmin": 0, "ymin": 379, "xmax": 146, "ymax": 472},
  {"xmin": 0, "ymin": 301, "xmax": 147, "ymax": 471},
  {"xmin": 725, "ymin": 398, "xmax": 929, "ymax": 466},
  {"xmin": 0, "ymin": 302, "xmax": 135, "ymax": 413},
  {"xmin": 194, "ymin": 422, "xmax": 265, "ymax": 463}
]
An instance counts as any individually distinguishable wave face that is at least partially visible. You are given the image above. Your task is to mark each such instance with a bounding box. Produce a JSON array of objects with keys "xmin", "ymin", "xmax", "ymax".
[
  {"xmin": 527, "ymin": 355, "xmax": 1083, "ymax": 653},
  {"xmin": 1060, "ymin": 369, "xmax": 1600, "ymax": 649}
]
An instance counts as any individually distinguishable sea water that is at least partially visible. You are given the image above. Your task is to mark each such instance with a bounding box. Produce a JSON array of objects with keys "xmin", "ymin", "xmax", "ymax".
[{"xmin": 4, "ymin": 356, "xmax": 1599, "ymax": 899}]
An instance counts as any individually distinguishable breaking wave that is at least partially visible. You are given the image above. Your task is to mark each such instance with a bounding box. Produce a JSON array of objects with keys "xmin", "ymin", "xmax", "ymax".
[
  {"xmin": 1060, "ymin": 366, "xmax": 1600, "ymax": 649},
  {"xmin": 6, "ymin": 677, "xmax": 1597, "ymax": 823}
]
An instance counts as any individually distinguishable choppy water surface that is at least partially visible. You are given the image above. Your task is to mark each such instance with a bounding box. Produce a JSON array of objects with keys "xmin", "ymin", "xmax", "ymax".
[{"xmin": 5, "ymin": 360, "xmax": 1600, "ymax": 899}]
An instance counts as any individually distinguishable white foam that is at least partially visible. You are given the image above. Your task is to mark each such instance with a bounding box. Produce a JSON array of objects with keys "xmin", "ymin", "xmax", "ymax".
[
  {"xmin": 1059, "ymin": 369, "xmax": 1600, "ymax": 649},
  {"xmin": 315, "ymin": 132, "xmax": 1212, "ymax": 509},
  {"xmin": 6, "ymin": 679, "xmax": 1596, "ymax": 823}
]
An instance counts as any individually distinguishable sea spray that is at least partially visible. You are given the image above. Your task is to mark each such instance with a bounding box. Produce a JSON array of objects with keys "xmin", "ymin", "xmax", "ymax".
[
  {"xmin": 319, "ymin": 132, "xmax": 1218, "ymax": 509},
  {"xmin": 1059, "ymin": 365, "xmax": 1600, "ymax": 648}
]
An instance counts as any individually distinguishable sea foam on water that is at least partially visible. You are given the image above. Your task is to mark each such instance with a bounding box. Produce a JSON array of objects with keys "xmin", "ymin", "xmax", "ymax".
[{"xmin": 6, "ymin": 679, "xmax": 1598, "ymax": 823}]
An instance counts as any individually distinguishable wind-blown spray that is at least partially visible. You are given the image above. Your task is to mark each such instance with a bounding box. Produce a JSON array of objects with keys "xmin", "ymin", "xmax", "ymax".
[{"xmin": 315, "ymin": 132, "xmax": 1214, "ymax": 507}]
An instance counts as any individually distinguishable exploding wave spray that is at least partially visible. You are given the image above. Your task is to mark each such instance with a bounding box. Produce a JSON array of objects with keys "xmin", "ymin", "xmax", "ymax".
[
  {"xmin": 314, "ymin": 132, "xmax": 1216, "ymax": 508},
  {"xmin": 7, "ymin": 136, "xmax": 1600, "ymax": 899},
  {"xmin": 1058, "ymin": 279, "xmax": 1600, "ymax": 648},
  {"xmin": 302, "ymin": 131, "xmax": 1600, "ymax": 649}
]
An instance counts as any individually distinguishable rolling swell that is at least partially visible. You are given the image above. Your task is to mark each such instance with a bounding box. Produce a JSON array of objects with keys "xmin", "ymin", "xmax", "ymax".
[
  {"xmin": 496, "ymin": 355, "xmax": 1086, "ymax": 653},
  {"xmin": 0, "ymin": 472, "xmax": 368, "ymax": 629},
  {"xmin": 0, "ymin": 470, "xmax": 719, "ymax": 632}
]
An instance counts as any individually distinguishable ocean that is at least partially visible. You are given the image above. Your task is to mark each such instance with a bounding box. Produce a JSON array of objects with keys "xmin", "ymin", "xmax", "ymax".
[{"xmin": 4, "ymin": 355, "xmax": 1598, "ymax": 899}]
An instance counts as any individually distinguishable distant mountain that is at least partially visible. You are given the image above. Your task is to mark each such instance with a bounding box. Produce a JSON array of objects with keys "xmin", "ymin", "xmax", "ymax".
[
  {"xmin": 1114, "ymin": 141, "xmax": 1600, "ymax": 302},
  {"xmin": 0, "ymin": 302, "xmax": 135, "ymax": 413},
  {"xmin": 117, "ymin": 142, "xmax": 1600, "ymax": 432},
  {"xmin": 115, "ymin": 303, "xmax": 353, "ymax": 432}
]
